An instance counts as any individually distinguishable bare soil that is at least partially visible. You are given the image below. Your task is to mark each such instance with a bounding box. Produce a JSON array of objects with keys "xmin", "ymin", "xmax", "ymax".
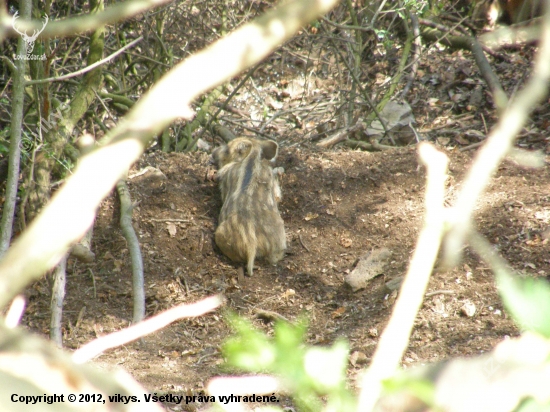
[{"xmin": 22, "ymin": 142, "xmax": 550, "ymax": 410}]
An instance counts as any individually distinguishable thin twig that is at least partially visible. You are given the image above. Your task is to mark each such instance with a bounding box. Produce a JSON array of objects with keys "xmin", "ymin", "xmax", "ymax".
[
  {"xmin": 147, "ymin": 218, "xmax": 191, "ymax": 223},
  {"xmin": 298, "ymin": 234, "xmax": 310, "ymax": 252},
  {"xmin": 425, "ymin": 289, "xmax": 456, "ymax": 297},
  {"xmin": 254, "ymin": 308, "xmax": 290, "ymax": 323},
  {"xmin": 25, "ymin": 37, "xmax": 143, "ymax": 85}
]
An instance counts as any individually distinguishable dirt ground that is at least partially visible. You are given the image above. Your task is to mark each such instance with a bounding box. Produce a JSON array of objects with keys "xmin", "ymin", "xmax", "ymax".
[
  {"xmin": 21, "ymin": 140, "xmax": 550, "ymax": 410},
  {"xmin": 17, "ymin": 16, "xmax": 550, "ymax": 412}
]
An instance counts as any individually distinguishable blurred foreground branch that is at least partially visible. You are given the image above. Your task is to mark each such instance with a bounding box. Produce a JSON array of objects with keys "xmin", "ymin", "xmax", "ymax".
[
  {"xmin": 0, "ymin": 322, "xmax": 165, "ymax": 412},
  {"xmin": 443, "ymin": 5, "xmax": 550, "ymax": 268},
  {"xmin": 73, "ymin": 295, "xmax": 222, "ymax": 363},
  {"xmin": 0, "ymin": 0, "xmax": 172, "ymax": 41},
  {"xmin": 374, "ymin": 332, "xmax": 550, "ymax": 411},
  {"xmin": 358, "ymin": 143, "xmax": 449, "ymax": 411}
]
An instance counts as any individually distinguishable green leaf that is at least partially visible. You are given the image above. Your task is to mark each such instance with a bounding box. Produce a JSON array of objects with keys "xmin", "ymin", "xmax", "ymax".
[
  {"xmin": 223, "ymin": 315, "xmax": 276, "ymax": 371},
  {"xmin": 516, "ymin": 398, "xmax": 550, "ymax": 412},
  {"xmin": 222, "ymin": 314, "xmax": 356, "ymax": 411},
  {"xmin": 304, "ymin": 340, "xmax": 348, "ymax": 392},
  {"xmin": 497, "ymin": 270, "xmax": 550, "ymax": 337}
]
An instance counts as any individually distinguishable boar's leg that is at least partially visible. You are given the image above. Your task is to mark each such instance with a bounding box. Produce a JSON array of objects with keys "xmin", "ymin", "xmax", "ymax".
[
  {"xmin": 214, "ymin": 217, "xmax": 258, "ymax": 277},
  {"xmin": 246, "ymin": 246, "xmax": 256, "ymax": 277}
]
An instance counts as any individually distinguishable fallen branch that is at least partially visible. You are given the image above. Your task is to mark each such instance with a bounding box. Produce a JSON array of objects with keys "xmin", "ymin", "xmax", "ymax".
[
  {"xmin": 317, "ymin": 123, "xmax": 363, "ymax": 148},
  {"xmin": 116, "ymin": 179, "xmax": 145, "ymax": 323},
  {"xmin": 254, "ymin": 308, "xmax": 290, "ymax": 323}
]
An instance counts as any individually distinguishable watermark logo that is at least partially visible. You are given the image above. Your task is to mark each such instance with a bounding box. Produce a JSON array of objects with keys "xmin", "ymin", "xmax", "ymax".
[
  {"xmin": 21, "ymin": 132, "xmax": 35, "ymax": 153},
  {"xmin": 12, "ymin": 12, "xmax": 48, "ymax": 61},
  {"xmin": 19, "ymin": 105, "xmax": 71, "ymax": 154}
]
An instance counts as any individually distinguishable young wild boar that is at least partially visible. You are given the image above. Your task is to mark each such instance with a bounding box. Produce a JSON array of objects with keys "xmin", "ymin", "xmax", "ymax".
[{"xmin": 212, "ymin": 137, "xmax": 286, "ymax": 276}]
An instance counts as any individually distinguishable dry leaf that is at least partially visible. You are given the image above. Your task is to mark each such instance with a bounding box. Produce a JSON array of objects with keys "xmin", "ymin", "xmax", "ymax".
[
  {"xmin": 113, "ymin": 259, "xmax": 123, "ymax": 272},
  {"xmin": 433, "ymin": 298, "xmax": 448, "ymax": 317},
  {"xmin": 332, "ymin": 307, "xmax": 346, "ymax": 318},
  {"xmin": 266, "ymin": 96, "xmax": 283, "ymax": 110},
  {"xmin": 167, "ymin": 222, "xmax": 177, "ymax": 237},
  {"xmin": 282, "ymin": 289, "xmax": 295, "ymax": 299},
  {"xmin": 350, "ymin": 351, "xmax": 368, "ymax": 366},
  {"xmin": 455, "ymin": 135, "xmax": 470, "ymax": 145},
  {"xmin": 340, "ymin": 237, "xmax": 352, "ymax": 248},
  {"xmin": 304, "ymin": 212, "xmax": 319, "ymax": 221}
]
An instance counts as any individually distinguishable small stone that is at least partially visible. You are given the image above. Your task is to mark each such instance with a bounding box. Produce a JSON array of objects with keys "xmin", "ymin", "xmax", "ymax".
[
  {"xmin": 350, "ymin": 351, "xmax": 368, "ymax": 366},
  {"xmin": 461, "ymin": 300, "xmax": 476, "ymax": 317}
]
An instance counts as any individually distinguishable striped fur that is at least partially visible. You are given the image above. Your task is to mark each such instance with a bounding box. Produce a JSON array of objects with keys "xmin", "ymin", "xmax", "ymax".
[{"xmin": 212, "ymin": 137, "xmax": 286, "ymax": 276}]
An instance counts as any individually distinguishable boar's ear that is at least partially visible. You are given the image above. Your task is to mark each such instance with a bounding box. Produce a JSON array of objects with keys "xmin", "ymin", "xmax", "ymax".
[
  {"xmin": 211, "ymin": 145, "xmax": 229, "ymax": 167},
  {"xmin": 260, "ymin": 140, "xmax": 278, "ymax": 161}
]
